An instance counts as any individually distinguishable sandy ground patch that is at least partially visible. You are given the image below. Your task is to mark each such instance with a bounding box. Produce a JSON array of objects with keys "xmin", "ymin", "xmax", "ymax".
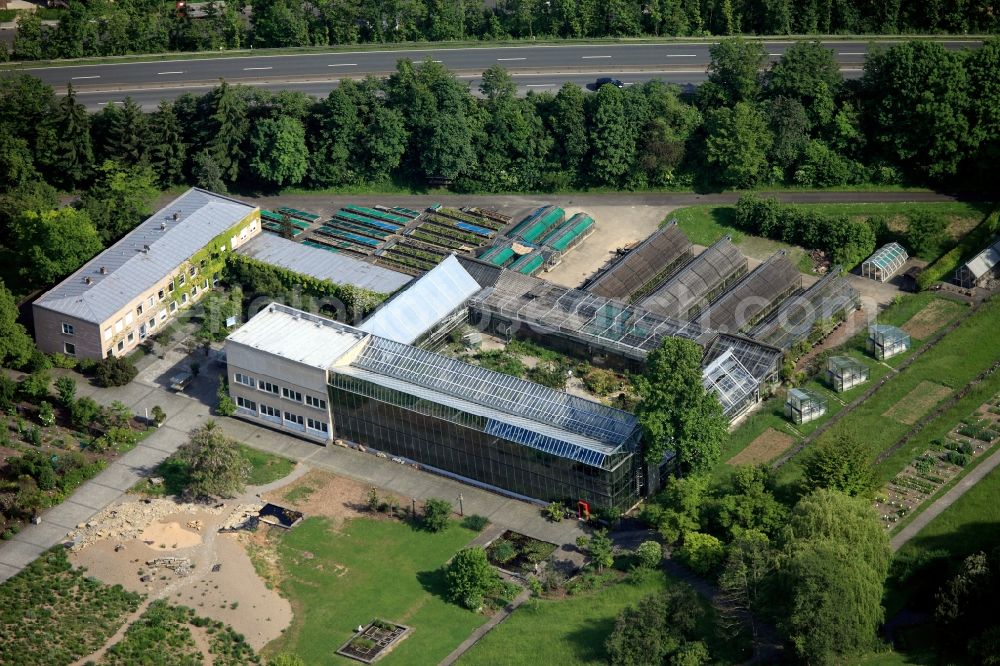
[
  {"xmin": 542, "ymin": 205, "xmax": 676, "ymax": 289},
  {"xmin": 265, "ymin": 469, "xmax": 395, "ymax": 528},
  {"xmin": 70, "ymin": 501, "xmax": 292, "ymax": 652},
  {"xmin": 902, "ymin": 299, "xmax": 962, "ymax": 340},
  {"xmin": 796, "ymin": 308, "xmax": 869, "ymax": 371},
  {"xmin": 140, "ymin": 519, "xmax": 202, "ymax": 551},
  {"xmin": 883, "ymin": 380, "xmax": 953, "ymax": 425},
  {"xmin": 728, "ymin": 428, "xmax": 796, "ymax": 466}
]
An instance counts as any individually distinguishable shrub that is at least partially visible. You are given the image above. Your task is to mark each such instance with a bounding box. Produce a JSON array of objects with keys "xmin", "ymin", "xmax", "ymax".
[
  {"xmin": 544, "ymin": 501, "xmax": 565, "ymax": 522},
  {"xmin": 946, "ymin": 451, "xmax": 971, "ymax": 467},
  {"xmin": 216, "ymin": 379, "xmax": 236, "ymax": 417},
  {"xmin": 0, "ymin": 374, "xmax": 16, "ymax": 411},
  {"xmin": 583, "ymin": 368, "xmax": 620, "ymax": 396},
  {"xmin": 461, "ymin": 514, "xmax": 489, "ymax": 531},
  {"xmin": 151, "ymin": 405, "xmax": 166, "ymax": 425},
  {"xmin": 635, "ymin": 541, "xmax": 663, "ymax": 569},
  {"xmin": 422, "ymin": 498, "xmax": 452, "ymax": 532},
  {"xmin": 19, "ymin": 370, "xmax": 51, "ymax": 401},
  {"xmin": 488, "ymin": 538, "xmax": 518, "ymax": 565},
  {"xmin": 54, "ymin": 376, "xmax": 76, "ymax": 406},
  {"xmin": 94, "ymin": 356, "xmax": 137, "ymax": 387},
  {"xmin": 48, "ymin": 353, "xmax": 78, "ymax": 369},
  {"xmin": 906, "ymin": 212, "xmax": 950, "ymax": 259},
  {"xmin": 445, "ymin": 546, "xmax": 501, "ymax": 611},
  {"xmin": 527, "ymin": 360, "xmax": 567, "ymax": 389},
  {"xmin": 70, "ymin": 396, "xmax": 102, "ymax": 429},
  {"xmin": 37, "ymin": 401, "xmax": 55, "ymax": 427},
  {"xmin": 676, "ymin": 531, "xmax": 725, "ymax": 577}
]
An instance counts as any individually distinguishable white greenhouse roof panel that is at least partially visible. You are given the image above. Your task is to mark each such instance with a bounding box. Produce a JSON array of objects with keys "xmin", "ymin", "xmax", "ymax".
[{"xmin": 359, "ymin": 254, "xmax": 481, "ymax": 344}]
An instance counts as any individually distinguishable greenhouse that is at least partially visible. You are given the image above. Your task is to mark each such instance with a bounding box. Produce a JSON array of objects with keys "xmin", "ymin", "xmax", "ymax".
[
  {"xmin": 825, "ymin": 355, "xmax": 870, "ymax": 392},
  {"xmin": 955, "ymin": 237, "xmax": 1000, "ymax": 288},
  {"xmin": 749, "ymin": 270, "xmax": 861, "ymax": 350},
  {"xmin": 861, "ymin": 242, "xmax": 908, "ymax": 282},
  {"xmin": 867, "ymin": 324, "xmax": 910, "ymax": 360},
  {"xmin": 586, "ymin": 222, "xmax": 694, "ymax": 301},
  {"xmin": 640, "ymin": 236, "xmax": 748, "ymax": 321},
  {"xmin": 701, "ymin": 348, "xmax": 761, "ymax": 420},
  {"xmin": 695, "ymin": 251, "xmax": 802, "ymax": 333},
  {"xmin": 702, "ymin": 333, "xmax": 784, "ymax": 384},
  {"xmin": 784, "ymin": 388, "xmax": 827, "ymax": 424},
  {"xmin": 508, "ymin": 206, "xmax": 566, "ymax": 244}
]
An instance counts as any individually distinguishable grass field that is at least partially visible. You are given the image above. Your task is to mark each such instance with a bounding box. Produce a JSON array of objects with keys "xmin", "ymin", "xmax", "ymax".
[
  {"xmin": 776, "ymin": 299, "xmax": 999, "ymax": 488},
  {"xmin": 667, "ymin": 202, "xmax": 992, "ymax": 265},
  {"xmin": 237, "ymin": 444, "xmax": 296, "ymax": 486},
  {"xmin": 263, "ymin": 517, "xmax": 485, "ymax": 665},
  {"xmin": 459, "ymin": 570, "xmax": 745, "ymax": 665}
]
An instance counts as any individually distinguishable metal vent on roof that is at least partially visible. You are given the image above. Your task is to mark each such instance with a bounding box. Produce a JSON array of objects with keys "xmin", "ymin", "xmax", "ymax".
[
  {"xmin": 84, "ymin": 277, "xmax": 92, "ymax": 285},
  {"xmin": 173, "ymin": 211, "xmax": 180, "ymax": 221},
  {"xmin": 100, "ymin": 266, "xmax": 107, "ymax": 275}
]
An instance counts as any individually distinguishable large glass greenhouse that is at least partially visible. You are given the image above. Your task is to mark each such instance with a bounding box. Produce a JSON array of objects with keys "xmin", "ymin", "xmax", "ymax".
[{"xmin": 861, "ymin": 242, "xmax": 908, "ymax": 282}]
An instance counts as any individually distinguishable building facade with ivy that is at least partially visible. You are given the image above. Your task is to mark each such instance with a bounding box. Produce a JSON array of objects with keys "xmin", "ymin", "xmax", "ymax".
[{"xmin": 33, "ymin": 188, "xmax": 261, "ymax": 361}]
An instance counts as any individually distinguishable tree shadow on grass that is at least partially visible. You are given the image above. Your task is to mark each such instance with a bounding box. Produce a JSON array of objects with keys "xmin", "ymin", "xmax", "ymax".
[
  {"xmin": 563, "ymin": 616, "xmax": 616, "ymax": 663},
  {"xmin": 415, "ymin": 567, "xmax": 450, "ymax": 603}
]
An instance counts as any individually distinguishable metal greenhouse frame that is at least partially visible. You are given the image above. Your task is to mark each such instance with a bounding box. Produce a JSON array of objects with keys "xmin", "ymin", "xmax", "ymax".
[
  {"xmin": 586, "ymin": 222, "xmax": 694, "ymax": 302},
  {"xmin": 695, "ymin": 251, "xmax": 803, "ymax": 333},
  {"xmin": 784, "ymin": 388, "xmax": 827, "ymax": 424},
  {"xmin": 640, "ymin": 236, "xmax": 748, "ymax": 321},
  {"xmin": 867, "ymin": 324, "xmax": 910, "ymax": 360},
  {"xmin": 749, "ymin": 269, "xmax": 861, "ymax": 350},
  {"xmin": 702, "ymin": 348, "xmax": 760, "ymax": 420},
  {"xmin": 955, "ymin": 237, "xmax": 1000, "ymax": 288},
  {"xmin": 861, "ymin": 242, "xmax": 908, "ymax": 282},
  {"xmin": 825, "ymin": 355, "xmax": 870, "ymax": 392}
]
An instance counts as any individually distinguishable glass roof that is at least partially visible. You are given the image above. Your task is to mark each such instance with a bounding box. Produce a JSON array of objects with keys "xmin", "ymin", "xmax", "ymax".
[
  {"xmin": 351, "ymin": 335, "xmax": 638, "ymax": 447},
  {"xmin": 863, "ymin": 242, "xmax": 909, "ymax": 272},
  {"xmin": 702, "ymin": 348, "xmax": 759, "ymax": 417}
]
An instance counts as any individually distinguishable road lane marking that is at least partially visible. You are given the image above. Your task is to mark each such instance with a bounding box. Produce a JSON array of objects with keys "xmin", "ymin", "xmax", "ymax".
[
  {"xmin": 327, "ymin": 63, "xmax": 357, "ymax": 67},
  {"xmin": 243, "ymin": 67, "xmax": 272, "ymax": 71},
  {"xmin": 839, "ymin": 52, "xmax": 865, "ymax": 55},
  {"xmin": 666, "ymin": 54, "xmax": 697, "ymax": 57},
  {"xmin": 526, "ymin": 84, "xmax": 554, "ymax": 87},
  {"xmin": 768, "ymin": 53, "xmax": 782, "ymax": 56},
  {"xmin": 72, "ymin": 75, "xmax": 100, "ymax": 79},
  {"xmin": 157, "ymin": 71, "xmax": 184, "ymax": 75},
  {"xmin": 497, "ymin": 57, "xmax": 526, "ymax": 61},
  {"xmin": 582, "ymin": 55, "xmax": 612, "ymax": 59}
]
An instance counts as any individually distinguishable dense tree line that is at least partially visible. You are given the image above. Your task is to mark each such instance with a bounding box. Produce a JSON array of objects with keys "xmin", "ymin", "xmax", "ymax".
[
  {"xmin": 7, "ymin": 0, "xmax": 1000, "ymax": 62},
  {"xmin": 2, "ymin": 38, "xmax": 998, "ymax": 201}
]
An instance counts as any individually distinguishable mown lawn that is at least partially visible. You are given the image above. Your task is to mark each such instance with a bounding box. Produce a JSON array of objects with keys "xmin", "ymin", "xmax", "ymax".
[
  {"xmin": 237, "ymin": 444, "xmax": 296, "ymax": 486},
  {"xmin": 776, "ymin": 299, "xmax": 999, "ymax": 486},
  {"xmin": 263, "ymin": 517, "xmax": 484, "ymax": 665},
  {"xmin": 459, "ymin": 570, "xmax": 744, "ymax": 666}
]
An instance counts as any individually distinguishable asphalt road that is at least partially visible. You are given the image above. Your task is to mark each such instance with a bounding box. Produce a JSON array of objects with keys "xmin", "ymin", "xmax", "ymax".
[{"xmin": 0, "ymin": 39, "xmax": 980, "ymax": 110}]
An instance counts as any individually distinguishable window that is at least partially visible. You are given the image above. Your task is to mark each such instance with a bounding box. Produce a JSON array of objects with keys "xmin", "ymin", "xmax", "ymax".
[
  {"xmin": 189, "ymin": 267, "xmax": 196, "ymax": 277},
  {"xmin": 149, "ymin": 317, "xmax": 156, "ymax": 330},
  {"xmin": 139, "ymin": 324, "xmax": 146, "ymax": 339},
  {"xmin": 106, "ymin": 348, "xmax": 113, "ymax": 358},
  {"xmin": 307, "ymin": 418, "xmax": 328, "ymax": 433},
  {"xmin": 236, "ymin": 396, "xmax": 256, "ymax": 411},
  {"xmin": 64, "ymin": 342, "xmax": 76, "ymax": 356},
  {"xmin": 178, "ymin": 274, "xmax": 186, "ymax": 286},
  {"xmin": 148, "ymin": 296, "xmax": 154, "ymax": 308},
  {"xmin": 212, "ymin": 274, "xmax": 220, "ymax": 287},
  {"xmin": 114, "ymin": 319, "xmax": 124, "ymax": 333},
  {"xmin": 136, "ymin": 303, "xmax": 143, "ymax": 316},
  {"xmin": 181, "ymin": 293, "xmax": 188, "ymax": 304},
  {"xmin": 125, "ymin": 312, "xmax": 134, "ymax": 326},
  {"xmin": 117, "ymin": 340, "xmax": 125, "ymax": 351},
  {"xmin": 234, "ymin": 372, "xmax": 255, "ymax": 387},
  {"xmin": 160, "ymin": 310, "xmax": 168, "ymax": 321},
  {"xmin": 257, "ymin": 380, "xmax": 279, "ymax": 395},
  {"xmin": 306, "ymin": 395, "xmax": 327, "ymax": 410},
  {"xmin": 61, "ymin": 322, "xmax": 75, "ymax": 335},
  {"xmin": 284, "ymin": 412, "xmax": 304, "ymax": 425},
  {"xmin": 167, "ymin": 280, "xmax": 175, "ymax": 293},
  {"xmin": 158, "ymin": 289, "xmax": 165, "ymax": 301},
  {"xmin": 104, "ymin": 328, "xmax": 112, "ymax": 341},
  {"xmin": 282, "ymin": 387, "xmax": 302, "ymax": 402},
  {"xmin": 202, "ymin": 279, "xmax": 209, "ymax": 290},
  {"xmin": 127, "ymin": 332, "xmax": 135, "ymax": 343},
  {"xmin": 260, "ymin": 404, "xmax": 279, "ymax": 418},
  {"xmin": 170, "ymin": 302, "xmax": 177, "ymax": 313},
  {"xmin": 191, "ymin": 285, "xmax": 198, "ymax": 297}
]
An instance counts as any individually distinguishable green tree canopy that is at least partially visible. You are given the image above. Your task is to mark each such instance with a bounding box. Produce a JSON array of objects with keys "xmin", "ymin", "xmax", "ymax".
[
  {"xmin": 149, "ymin": 101, "xmax": 188, "ymax": 187},
  {"xmin": 11, "ymin": 208, "xmax": 103, "ymax": 287},
  {"xmin": 173, "ymin": 422, "xmax": 249, "ymax": 500},
  {"xmin": 802, "ymin": 429, "xmax": 876, "ymax": 497},
  {"xmin": 606, "ymin": 584, "xmax": 708, "ymax": 666},
  {"xmin": 250, "ymin": 115, "xmax": 309, "ymax": 187},
  {"xmin": 699, "ymin": 37, "xmax": 765, "ymax": 108},
  {"xmin": 444, "ymin": 546, "xmax": 500, "ymax": 610},
  {"xmin": 635, "ymin": 338, "xmax": 728, "ymax": 474},
  {"xmin": 0, "ymin": 280, "xmax": 34, "ymax": 368},
  {"xmin": 78, "ymin": 160, "xmax": 159, "ymax": 243},
  {"xmin": 37, "ymin": 84, "xmax": 94, "ymax": 190},
  {"xmin": 704, "ymin": 101, "xmax": 772, "ymax": 188},
  {"xmin": 765, "ymin": 40, "xmax": 841, "ymax": 129},
  {"xmin": 589, "ymin": 84, "xmax": 634, "ymax": 187}
]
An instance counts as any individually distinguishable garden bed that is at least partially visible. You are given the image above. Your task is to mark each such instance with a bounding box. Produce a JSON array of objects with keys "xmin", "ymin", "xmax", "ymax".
[
  {"xmin": 486, "ymin": 530, "xmax": 557, "ymax": 575},
  {"xmin": 336, "ymin": 619, "xmax": 411, "ymax": 663}
]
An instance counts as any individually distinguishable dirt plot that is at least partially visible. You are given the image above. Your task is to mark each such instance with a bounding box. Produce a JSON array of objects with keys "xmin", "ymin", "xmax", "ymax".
[
  {"xmin": 902, "ymin": 299, "xmax": 964, "ymax": 340},
  {"xmin": 728, "ymin": 427, "xmax": 796, "ymax": 466},
  {"xmin": 264, "ymin": 468, "xmax": 397, "ymax": 528},
  {"xmin": 883, "ymin": 381, "xmax": 954, "ymax": 425}
]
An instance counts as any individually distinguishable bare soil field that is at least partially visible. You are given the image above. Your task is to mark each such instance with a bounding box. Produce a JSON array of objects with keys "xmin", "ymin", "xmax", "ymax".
[
  {"xmin": 903, "ymin": 299, "xmax": 964, "ymax": 339},
  {"xmin": 541, "ymin": 205, "xmax": 675, "ymax": 289},
  {"xmin": 883, "ymin": 381, "xmax": 954, "ymax": 425},
  {"xmin": 264, "ymin": 468, "xmax": 401, "ymax": 528},
  {"xmin": 728, "ymin": 427, "xmax": 796, "ymax": 466}
]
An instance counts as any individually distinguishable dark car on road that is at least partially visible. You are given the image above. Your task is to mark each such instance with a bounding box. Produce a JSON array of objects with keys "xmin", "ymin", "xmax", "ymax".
[{"xmin": 595, "ymin": 77, "xmax": 625, "ymax": 89}]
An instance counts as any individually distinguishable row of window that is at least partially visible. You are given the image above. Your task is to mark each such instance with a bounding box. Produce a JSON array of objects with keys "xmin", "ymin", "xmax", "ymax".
[
  {"xmin": 235, "ymin": 396, "xmax": 328, "ymax": 435},
  {"xmin": 231, "ymin": 372, "xmax": 327, "ymax": 409}
]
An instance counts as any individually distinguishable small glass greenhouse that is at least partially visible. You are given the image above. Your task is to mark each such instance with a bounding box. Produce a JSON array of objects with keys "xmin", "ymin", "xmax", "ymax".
[
  {"xmin": 867, "ymin": 324, "xmax": 911, "ymax": 360},
  {"xmin": 861, "ymin": 242, "xmax": 908, "ymax": 282},
  {"xmin": 825, "ymin": 356, "xmax": 870, "ymax": 392},
  {"xmin": 785, "ymin": 388, "xmax": 827, "ymax": 424}
]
